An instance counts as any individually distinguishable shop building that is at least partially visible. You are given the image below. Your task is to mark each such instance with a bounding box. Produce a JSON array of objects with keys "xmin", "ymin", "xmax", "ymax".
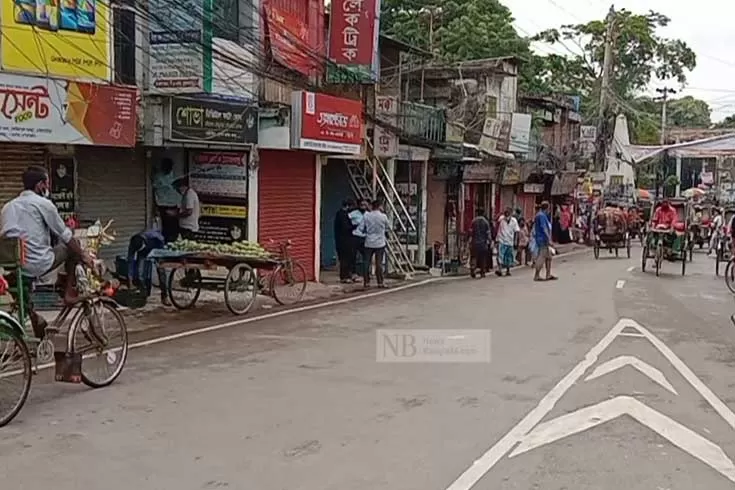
[{"xmin": 143, "ymin": 95, "xmax": 259, "ymax": 246}]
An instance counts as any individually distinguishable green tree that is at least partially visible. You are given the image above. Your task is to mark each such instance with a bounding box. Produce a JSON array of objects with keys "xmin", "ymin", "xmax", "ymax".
[
  {"xmin": 533, "ymin": 9, "xmax": 697, "ymax": 133},
  {"xmin": 714, "ymin": 114, "xmax": 735, "ymax": 129},
  {"xmin": 380, "ymin": 0, "xmax": 548, "ymax": 93},
  {"xmin": 625, "ymin": 95, "xmax": 712, "ymax": 144}
]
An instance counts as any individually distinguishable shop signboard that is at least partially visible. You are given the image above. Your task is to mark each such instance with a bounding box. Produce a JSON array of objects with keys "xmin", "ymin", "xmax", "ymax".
[
  {"xmin": 1, "ymin": 0, "xmax": 111, "ymax": 81},
  {"xmin": 291, "ymin": 91, "xmax": 363, "ymax": 155},
  {"xmin": 148, "ymin": 0, "xmax": 255, "ymax": 98},
  {"xmin": 580, "ymin": 125, "xmax": 597, "ymax": 142},
  {"xmin": 374, "ymin": 95, "xmax": 398, "ymax": 157},
  {"xmin": 327, "ymin": 0, "xmax": 380, "ymax": 83},
  {"xmin": 264, "ymin": 4, "xmax": 314, "ymax": 77},
  {"xmin": 0, "ymin": 72, "xmax": 136, "ymax": 146},
  {"xmin": 169, "ymin": 98, "xmax": 258, "ymax": 145},
  {"xmin": 523, "ymin": 183, "xmax": 544, "ymax": 194},
  {"xmin": 190, "ymin": 151, "xmax": 248, "ymax": 199}
]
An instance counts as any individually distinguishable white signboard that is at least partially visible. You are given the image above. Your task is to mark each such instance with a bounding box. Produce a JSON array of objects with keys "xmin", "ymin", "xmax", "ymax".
[
  {"xmin": 374, "ymin": 95, "xmax": 399, "ymax": 157},
  {"xmin": 580, "ymin": 125, "xmax": 597, "ymax": 142},
  {"xmin": 509, "ymin": 112, "xmax": 532, "ymax": 153},
  {"xmin": 147, "ymin": 0, "xmax": 204, "ymax": 93}
]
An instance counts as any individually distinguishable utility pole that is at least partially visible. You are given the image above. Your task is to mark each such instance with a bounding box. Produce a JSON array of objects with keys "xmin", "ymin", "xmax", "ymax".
[
  {"xmin": 593, "ymin": 5, "xmax": 616, "ymax": 174},
  {"xmin": 654, "ymin": 86, "xmax": 676, "ymax": 199}
]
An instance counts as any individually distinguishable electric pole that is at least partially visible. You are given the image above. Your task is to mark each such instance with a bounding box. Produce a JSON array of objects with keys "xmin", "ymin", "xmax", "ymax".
[
  {"xmin": 593, "ymin": 5, "xmax": 616, "ymax": 173},
  {"xmin": 654, "ymin": 86, "xmax": 676, "ymax": 200}
]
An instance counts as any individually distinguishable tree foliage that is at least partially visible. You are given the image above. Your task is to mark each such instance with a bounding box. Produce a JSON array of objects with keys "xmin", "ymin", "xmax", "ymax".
[
  {"xmin": 714, "ymin": 115, "xmax": 735, "ymax": 129},
  {"xmin": 534, "ymin": 9, "xmax": 697, "ymax": 109},
  {"xmin": 625, "ymin": 95, "xmax": 712, "ymax": 144}
]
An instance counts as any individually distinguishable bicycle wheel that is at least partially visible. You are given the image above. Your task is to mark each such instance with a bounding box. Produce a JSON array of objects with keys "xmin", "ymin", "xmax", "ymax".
[
  {"xmin": 270, "ymin": 260, "xmax": 307, "ymax": 306},
  {"xmin": 0, "ymin": 321, "xmax": 32, "ymax": 427},
  {"xmin": 72, "ymin": 300, "xmax": 128, "ymax": 388},
  {"xmin": 167, "ymin": 266, "xmax": 202, "ymax": 310},
  {"xmin": 726, "ymin": 260, "xmax": 735, "ymax": 295},
  {"xmin": 224, "ymin": 263, "xmax": 258, "ymax": 315}
]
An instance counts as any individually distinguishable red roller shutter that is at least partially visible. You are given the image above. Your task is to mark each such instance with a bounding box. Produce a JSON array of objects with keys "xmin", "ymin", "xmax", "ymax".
[{"xmin": 258, "ymin": 150, "xmax": 316, "ymax": 280}]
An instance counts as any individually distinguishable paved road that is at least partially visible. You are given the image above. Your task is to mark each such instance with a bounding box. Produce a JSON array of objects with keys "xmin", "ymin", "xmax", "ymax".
[{"xmin": 2, "ymin": 245, "xmax": 735, "ymax": 489}]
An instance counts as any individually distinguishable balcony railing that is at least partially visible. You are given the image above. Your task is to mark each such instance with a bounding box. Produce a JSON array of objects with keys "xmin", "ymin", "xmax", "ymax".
[{"xmin": 397, "ymin": 101, "xmax": 446, "ymax": 144}]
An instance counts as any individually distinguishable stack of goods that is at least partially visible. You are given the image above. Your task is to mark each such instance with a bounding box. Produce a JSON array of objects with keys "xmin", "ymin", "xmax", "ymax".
[{"xmin": 166, "ymin": 239, "xmax": 273, "ymax": 259}]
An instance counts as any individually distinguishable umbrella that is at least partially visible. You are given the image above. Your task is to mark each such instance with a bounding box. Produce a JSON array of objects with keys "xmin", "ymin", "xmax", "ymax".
[
  {"xmin": 682, "ymin": 187, "xmax": 705, "ymax": 199},
  {"xmin": 637, "ymin": 189, "xmax": 651, "ymax": 200}
]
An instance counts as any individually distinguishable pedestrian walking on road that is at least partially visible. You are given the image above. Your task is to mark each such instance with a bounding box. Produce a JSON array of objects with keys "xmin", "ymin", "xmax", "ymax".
[
  {"xmin": 361, "ymin": 200, "xmax": 389, "ymax": 288},
  {"xmin": 468, "ymin": 208, "xmax": 491, "ymax": 279},
  {"xmin": 533, "ymin": 201, "xmax": 557, "ymax": 282},
  {"xmin": 496, "ymin": 207, "xmax": 520, "ymax": 277},
  {"xmin": 349, "ymin": 199, "xmax": 368, "ymax": 281},
  {"xmin": 517, "ymin": 217, "xmax": 530, "ymax": 266},
  {"xmin": 334, "ymin": 199, "xmax": 355, "ymax": 283}
]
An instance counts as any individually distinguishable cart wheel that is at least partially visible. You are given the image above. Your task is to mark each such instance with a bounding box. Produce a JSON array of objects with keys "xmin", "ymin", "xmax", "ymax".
[
  {"xmin": 224, "ymin": 263, "xmax": 258, "ymax": 315},
  {"xmin": 681, "ymin": 249, "xmax": 687, "ymax": 275},
  {"xmin": 655, "ymin": 243, "xmax": 663, "ymax": 277},
  {"xmin": 641, "ymin": 245, "xmax": 648, "ymax": 272},
  {"xmin": 726, "ymin": 260, "xmax": 735, "ymax": 295},
  {"xmin": 167, "ymin": 266, "xmax": 202, "ymax": 310},
  {"xmin": 593, "ymin": 240, "xmax": 600, "ymax": 259},
  {"xmin": 270, "ymin": 260, "xmax": 307, "ymax": 306}
]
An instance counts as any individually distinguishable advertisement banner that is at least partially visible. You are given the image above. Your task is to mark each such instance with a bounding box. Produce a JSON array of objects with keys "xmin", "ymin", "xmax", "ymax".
[
  {"xmin": 1, "ymin": 0, "xmax": 111, "ymax": 81},
  {"xmin": 190, "ymin": 151, "xmax": 248, "ymax": 199},
  {"xmin": 264, "ymin": 4, "xmax": 313, "ymax": 78},
  {"xmin": 0, "ymin": 72, "xmax": 136, "ymax": 146},
  {"xmin": 374, "ymin": 95, "xmax": 398, "ymax": 157},
  {"xmin": 147, "ymin": 0, "xmax": 255, "ymax": 99},
  {"xmin": 195, "ymin": 203, "xmax": 248, "ymax": 244},
  {"xmin": 291, "ymin": 91, "xmax": 363, "ymax": 155},
  {"xmin": 327, "ymin": 0, "xmax": 380, "ymax": 83},
  {"xmin": 148, "ymin": 0, "xmax": 204, "ymax": 92},
  {"xmin": 49, "ymin": 156, "xmax": 77, "ymax": 223},
  {"xmin": 169, "ymin": 97, "xmax": 258, "ymax": 145}
]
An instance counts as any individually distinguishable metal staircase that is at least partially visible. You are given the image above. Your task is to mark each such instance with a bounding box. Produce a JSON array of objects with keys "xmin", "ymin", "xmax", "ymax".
[{"xmin": 345, "ymin": 142, "xmax": 417, "ymax": 277}]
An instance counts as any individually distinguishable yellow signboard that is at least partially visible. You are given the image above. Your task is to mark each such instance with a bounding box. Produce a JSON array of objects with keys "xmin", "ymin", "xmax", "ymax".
[
  {"xmin": 1, "ymin": 0, "xmax": 111, "ymax": 81},
  {"xmin": 202, "ymin": 205, "xmax": 248, "ymax": 219}
]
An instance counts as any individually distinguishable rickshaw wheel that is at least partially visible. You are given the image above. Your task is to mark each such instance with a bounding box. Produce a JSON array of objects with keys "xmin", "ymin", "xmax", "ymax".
[
  {"xmin": 716, "ymin": 248, "xmax": 722, "ymax": 276},
  {"xmin": 593, "ymin": 239, "xmax": 600, "ymax": 259},
  {"xmin": 641, "ymin": 245, "xmax": 648, "ymax": 272},
  {"xmin": 615, "ymin": 246, "xmax": 619, "ymax": 258},
  {"xmin": 626, "ymin": 236, "xmax": 631, "ymax": 258},
  {"xmin": 655, "ymin": 243, "xmax": 663, "ymax": 277},
  {"xmin": 681, "ymin": 248, "xmax": 687, "ymax": 275}
]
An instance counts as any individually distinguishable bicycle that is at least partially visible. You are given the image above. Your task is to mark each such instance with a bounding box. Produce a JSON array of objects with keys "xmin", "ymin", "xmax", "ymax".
[{"xmin": 0, "ymin": 231, "xmax": 128, "ymax": 427}]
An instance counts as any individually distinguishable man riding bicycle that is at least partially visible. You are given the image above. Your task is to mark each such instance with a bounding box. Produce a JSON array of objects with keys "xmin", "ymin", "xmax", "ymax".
[{"xmin": 0, "ymin": 166, "xmax": 93, "ymax": 338}]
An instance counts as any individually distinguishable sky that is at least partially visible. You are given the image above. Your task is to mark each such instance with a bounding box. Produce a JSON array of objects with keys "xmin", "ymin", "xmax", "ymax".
[{"xmin": 504, "ymin": 0, "xmax": 735, "ymax": 122}]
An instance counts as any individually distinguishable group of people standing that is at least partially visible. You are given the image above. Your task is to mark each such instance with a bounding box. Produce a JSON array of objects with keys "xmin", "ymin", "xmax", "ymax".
[
  {"xmin": 334, "ymin": 199, "xmax": 390, "ymax": 288},
  {"xmin": 468, "ymin": 201, "xmax": 557, "ymax": 282}
]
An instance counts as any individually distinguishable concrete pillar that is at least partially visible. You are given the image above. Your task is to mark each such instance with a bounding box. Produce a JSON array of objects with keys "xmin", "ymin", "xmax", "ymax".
[{"xmin": 418, "ymin": 160, "xmax": 428, "ymax": 266}]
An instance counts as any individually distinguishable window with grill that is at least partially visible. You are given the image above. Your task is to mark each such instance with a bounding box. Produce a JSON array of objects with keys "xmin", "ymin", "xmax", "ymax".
[{"xmin": 113, "ymin": 0, "xmax": 136, "ymax": 85}]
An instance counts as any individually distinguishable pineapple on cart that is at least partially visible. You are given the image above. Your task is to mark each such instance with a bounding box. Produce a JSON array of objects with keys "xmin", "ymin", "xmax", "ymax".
[{"xmin": 641, "ymin": 199, "xmax": 689, "ymax": 276}]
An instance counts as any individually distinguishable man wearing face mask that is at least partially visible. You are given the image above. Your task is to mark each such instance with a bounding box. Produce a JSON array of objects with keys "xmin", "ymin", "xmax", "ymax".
[{"xmin": 1, "ymin": 166, "xmax": 91, "ymax": 338}]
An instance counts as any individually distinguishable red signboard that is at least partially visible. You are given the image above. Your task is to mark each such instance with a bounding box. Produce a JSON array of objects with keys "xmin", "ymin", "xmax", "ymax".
[
  {"xmin": 265, "ymin": 4, "xmax": 315, "ymax": 77},
  {"xmin": 327, "ymin": 0, "xmax": 380, "ymax": 81},
  {"xmin": 292, "ymin": 91, "xmax": 363, "ymax": 154}
]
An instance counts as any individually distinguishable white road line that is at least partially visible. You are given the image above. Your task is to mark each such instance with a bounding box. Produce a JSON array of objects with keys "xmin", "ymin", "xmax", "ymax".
[
  {"xmin": 619, "ymin": 332, "xmax": 646, "ymax": 338},
  {"xmin": 444, "ymin": 319, "xmax": 627, "ymax": 490},
  {"xmin": 443, "ymin": 318, "xmax": 735, "ymax": 490},
  {"xmin": 585, "ymin": 355, "xmax": 678, "ymax": 395},
  {"xmin": 508, "ymin": 396, "xmax": 735, "ymax": 482},
  {"xmin": 627, "ymin": 266, "xmax": 636, "ymax": 272},
  {"xmin": 616, "ymin": 280, "xmax": 626, "ymax": 289}
]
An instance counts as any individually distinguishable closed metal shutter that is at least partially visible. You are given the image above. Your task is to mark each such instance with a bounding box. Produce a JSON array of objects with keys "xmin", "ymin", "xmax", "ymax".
[
  {"xmin": 76, "ymin": 146, "xmax": 146, "ymax": 262},
  {"xmin": 258, "ymin": 150, "xmax": 316, "ymax": 280},
  {"xmin": 0, "ymin": 143, "xmax": 46, "ymax": 206}
]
